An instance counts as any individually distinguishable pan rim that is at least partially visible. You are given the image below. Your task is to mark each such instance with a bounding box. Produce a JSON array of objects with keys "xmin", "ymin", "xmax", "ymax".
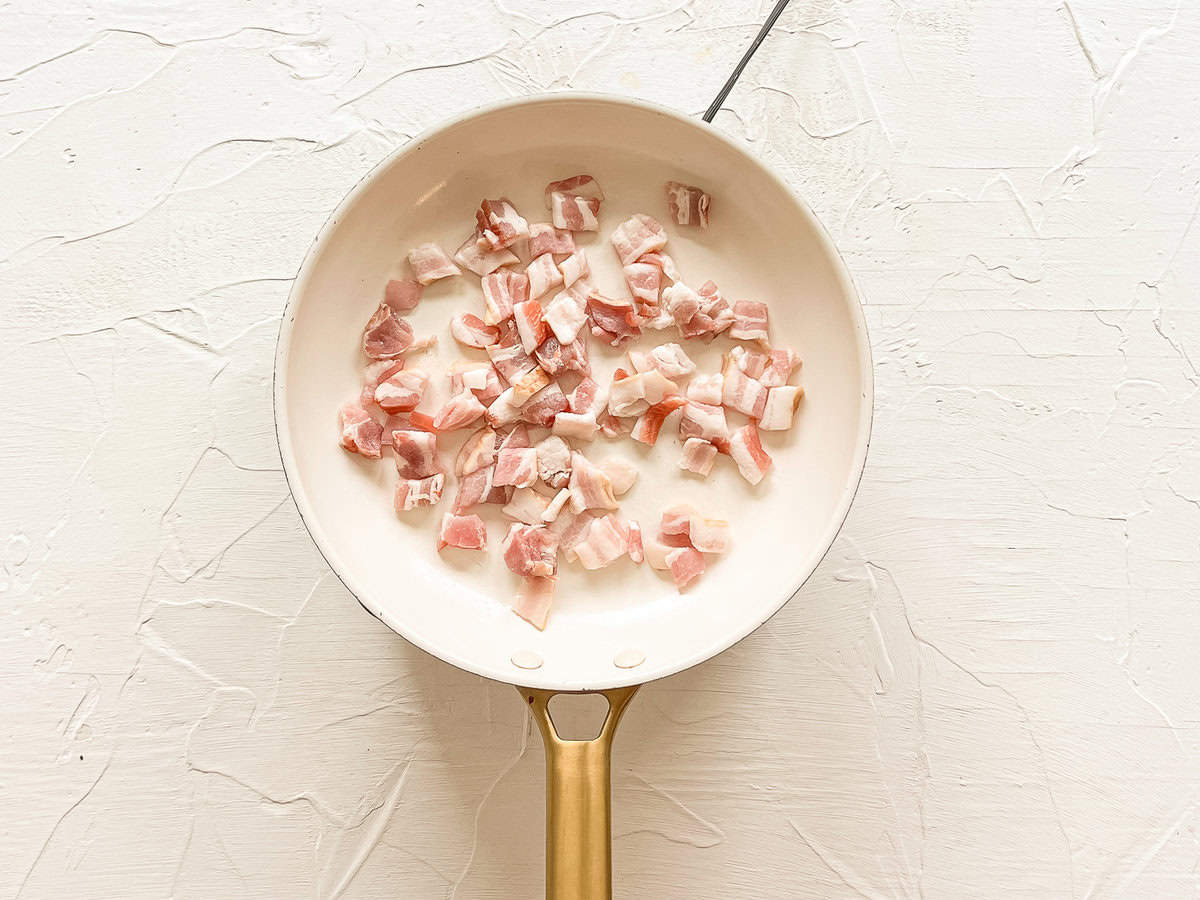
[{"xmin": 273, "ymin": 91, "xmax": 874, "ymax": 691}]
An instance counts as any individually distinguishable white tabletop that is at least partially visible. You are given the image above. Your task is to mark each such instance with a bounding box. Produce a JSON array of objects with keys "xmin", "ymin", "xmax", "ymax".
[{"xmin": 4, "ymin": 2, "xmax": 1198, "ymax": 897}]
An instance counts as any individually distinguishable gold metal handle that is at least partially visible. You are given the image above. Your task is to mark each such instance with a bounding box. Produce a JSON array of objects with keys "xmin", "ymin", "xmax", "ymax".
[{"xmin": 520, "ymin": 685, "xmax": 640, "ymax": 900}]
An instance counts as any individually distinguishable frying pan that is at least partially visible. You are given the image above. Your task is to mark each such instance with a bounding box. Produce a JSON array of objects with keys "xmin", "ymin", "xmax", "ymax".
[{"xmin": 274, "ymin": 93, "xmax": 872, "ymax": 898}]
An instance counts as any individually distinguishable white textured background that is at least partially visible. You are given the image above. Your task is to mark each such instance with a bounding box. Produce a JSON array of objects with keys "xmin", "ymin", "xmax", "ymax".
[{"xmin": 3, "ymin": 1, "xmax": 1199, "ymax": 897}]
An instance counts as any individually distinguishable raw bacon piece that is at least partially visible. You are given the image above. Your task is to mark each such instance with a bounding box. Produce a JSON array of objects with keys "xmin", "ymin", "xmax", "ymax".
[
  {"xmin": 544, "ymin": 292, "xmax": 588, "ymax": 344},
  {"xmin": 728, "ymin": 345, "xmax": 769, "ymax": 379},
  {"xmin": 644, "ymin": 536, "xmax": 673, "ymax": 570},
  {"xmin": 558, "ymin": 249, "xmax": 589, "ymax": 288},
  {"xmin": 513, "ymin": 299, "xmax": 549, "ymax": 352},
  {"xmin": 394, "ymin": 473, "xmax": 445, "ymax": 511},
  {"xmin": 728, "ymin": 422, "xmax": 772, "ymax": 485},
  {"xmin": 568, "ymin": 452, "xmax": 618, "ymax": 513},
  {"xmin": 729, "ymin": 300, "xmax": 770, "ymax": 343},
  {"xmin": 433, "ymin": 390, "xmax": 486, "ymax": 431},
  {"xmin": 526, "ymin": 252, "xmax": 563, "ymax": 300},
  {"xmin": 450, "ymin": 313, "xmax": 499, "ymax": 348},
  {"xmin": 486, "ymin": 340, "xmax": 537, "ymax": 385},
  {"xmin": 697, "ymin": 281, "xmax": 735, "ymax": 336},
  {"xmin": 339, "ymin": 401, "xmax": 384, "ymax": 458},
  {"xmin": 661, "ymin": 282, "xmax": 704, "ymax": 337},
  {"xmin": 608, "ymin": 370, "xmax": 678, "ymax": 417},
  {"xmin": 568, "ymin": 377, "xmax": 607, "ymax": 417},
  {"xmin": 404, "ymin": 411, "xmax": 438, "ymax": 433},
  {"xmin": 514, "ymin": 575, "xmax": 555, "ymax": 630},
  {"xmin": 363, "ymin": 359, "xmax": 405, "ymax": 390},
  {"xmin": 664, "ymin": 181, "xmax": 711, "ymax": 229},
  {"xmin": 485, "ymin": 387, "xmax": 525, "ymax": 429},
  {"xmin": 503, "ymin": 487, "xmax": 551, "ymax": 525},
  {"xmin": 455, "ymin": 427, "xmax": 497, "ymax": 476},
  {"xmin": 598, "ymin": 412, "xmax": 632, "ymax": 439},
  {"xmin": 481, "ymin": 270, "xmax": 530, "ymax": 324},
  {"xmin": 392, "ymin": 430, "xmax": 439, "ymax": 478},
  {"xmin": 375, "ymin": 369, "xmax": 429, "ymax": 414},
  {"xmin": 679, "ymin": 401, "xmax": 730, "ymax": 444},
  {"xmin": 587, "ymin": 292, "xmax": 641, "ymax": 346},
  {"xmin": 493, "ymin": 447, "xmax": 539, "ymax": 488},
  {"xmin": 536, "ymin": 435, "xmax": 572, "ymax": 489},
  {"xmin": 453, "ymin": 465, "xmax": 497, "ymax": 512},
  {"xmin": 362, "ymin": 302, "xmax": 414, "ymax": 359},
  {"xmin": 498, "ymin": 423, "xmax": 531, "ymax": 449},
  {"xmin": 475, "ymin": 199, "xmax": 530, "ymax": 251},
  {"xmin": 520, "ymin": 383, "xmax": 569, "ymax": 427},
  {"xmin": 542, "ymin": 487, "xmax": 571, "ymax": 523},
  {"xmin": 502, "ymin": 524, "xmax": 559, "ymax": 577},
  {"xmin": 527, "ymin": 222, "xmax": 576, "ymax": 257},
  {"xmin": 761, "ymin": 348, "xmax": 801, "ymax": 388},
  {"xmin": 511, "ymin": 366, "xmax": 551, "ymax": 402},
  {"xmin": 630, "ymin": 396, "xmax": 687, "ymax": 445},
  {"xmin": 721, "ymin": 367, "xmax": 768, "ymax": 419},
  {"xmin": 408, "ymin": 243, "xmax": 461, "ymax": 284},
  {"xmin": 454, "ymin": 233, "xmax": 519, "ymax": 277},
  {"xmin": 384, "ymin": 278, "xmax": 423, "ymax": 312},
  {"xmin": 550, "ymin": 192, "xmax": 601, "ymax": 231},
  {"xmin": 552, "ymin": 411, "xmax": 599, "ymax": 442},
  {"xmin": 638, "ymin": 251, "xmax": 681, "ymax": 283},
  {"xmin": 626, "ymin": 520, "xmax": 644, "ymax": 564},
  {"xmin": 598, "ymin": 457, "xmax": 638, "ymax": 495},
  {"xmin": 760, "ymin": 385, "xmax": 804, "ymax": 430},
  {"xmin": 545, "ymin": 174, "xmax": 604, "ymax": 205},
  {"xmin": 679, "ymin": 438, "xmax": 717, "ymax": 476},
  {"xmin": 408, "ymin": 333, "xmax": 438, "ymax": 355},
  {"xmin": 640, "ymin": 343, "xmax": 696, "ymax": 378},
  {"xmin": 610, "ymin": 214, "xmax": 668, "ymax": 266},
  {"xmin": 687, "ymin": 373, "xmax": 724, "ymax": 405},
  {"xmin": 450, "ymin": 360, "xmax": 504, "ymax": 405},
  {"xmin": 660, "ymin": 504, "xmax": 695, "ymax": 536},
  {"xmin": 666, "ymin": 546, "xmax": 705, "ymax": 589},
  {"xmin": 573, "ymin": 515, "xmax": 629, "ymax": 570},
  {"xmin": 437, "ymin": 513, "xmax": 487, "ymax": 551},
  {"xmin": 688, "ymin": 517, "xmax": 731, "ymax": 554},
  {"xmin": 623, "ymin": 262, "xmax": 661, "ymax": 310}
]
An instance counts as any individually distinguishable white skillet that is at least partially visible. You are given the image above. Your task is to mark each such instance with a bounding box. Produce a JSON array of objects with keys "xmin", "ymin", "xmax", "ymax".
[{"xmin": 274, "ymin": 94, "xmax": 872, "ymax": 898}]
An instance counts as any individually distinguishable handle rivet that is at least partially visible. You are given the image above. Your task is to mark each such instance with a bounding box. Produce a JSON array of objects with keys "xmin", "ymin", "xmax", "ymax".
[
  {"xmin": 511, "ymin": 650, "xmax": 543, "ymax": 670},
  {"xmin": 613, "ymin": 649, "xmax": 645, "ymax": 669}
]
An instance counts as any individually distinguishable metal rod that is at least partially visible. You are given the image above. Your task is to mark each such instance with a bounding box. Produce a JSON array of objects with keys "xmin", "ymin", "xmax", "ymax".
[{"xmin": 702, "ymin": 0, "xmax": 793, "ymax": 123}]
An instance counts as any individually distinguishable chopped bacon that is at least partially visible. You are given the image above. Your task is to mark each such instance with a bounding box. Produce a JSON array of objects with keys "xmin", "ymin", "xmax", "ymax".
[
  {"xmin": 644, "ymin": 536, "xmax": 673, "ymax": 570},
  {"xmin": 760, "ymin": 385, "xmax": 804, "ymax": 430},
  {"xmin": 406, "ymin": 410, "xmax": 438, "ymax": 433},
  {"xmin": 697, "ymin": 281, "xmax": 735, "ymax": 336},
  {"xmin": 568, "ymin": 377, "xmax": 607, "ymax": 417},
  {"xmin": 514, "ymin": 575, "xmax": 555, "ymax": 630},
  {"xmin": 610, "ymin": 214, "xmax": 668, "ymax": 266},
  {"xmin": 433, "ymin": 390, "xmax": 486, "ymax": 431},
  {"xmin": 660, "ymin": 505, "xmax": 694, "ymax": 536},
  {"xmin": 608, "ymin": 370, "xmax": 678, "ymax": 417},
  {"xmin": 384, "ymin": 278, "xmax": 423, "ymax": 312},
  {"xmin": 503, "ymin": 487, "xmax": 551, "ymax": 525},
  {"xmin": 534, "ymin": 333, "xmax": 588, "ymax": 376},
  {"xmin": 760, "ymin": 348, "xmax": 801, "ymax": 388},
  {"xmin": 493, "ymin": 447, "xmax": 539, "ymax": 488},
  {"xmin": 573, "ymin": 514, "xmax": 629, "ymax": 570},
  {"xmin": 545, "ymin": 174, "xmax": 604, "ymax": 204},
  {"xmin": 687, "ymin": 373, "xmax": 724, "ymax": 405},
  {"xmin": 638, "ymin": 251, "xmax": 681, "ymax": 283},
  {"xmin": 513, "ymin": 299, "xmax": 549, "ymax": 352},
  {"xmin": 623, "ymin": 262, "xmax": 661, "ymax": 310},
  {"xmin": 511, "ymin": 366, "xmax": 551, "ymax": 402},
  {"xmin": 544, "ymin": 292, "xmax": 588, "ymax": 344},
  {"xmin": 535, "ymin": 435, "xmax": 572, "ymax": 489},
  {"xmin": 454, "ymin": 232, "xmax": 518, "ymax": 276},
  {"xmin": 598, "ymin": 457, "xmax": 638, "ymax": 495},
  {"xmin": 375, "ymin": 369, "xmax": 429, "ymax": 413},
  {"xmin": 475, "ymin": 198, "xmax": 530, "ymax": 251},
  {"xmin": 394, "ymin": 473, "xmax": 445, "ymax": 511},
  {"xmin": 728, "ymin": 345, "xmax": 769, "ymax": 379},
  {"xmin": 635, "ymin": 343, "xmax": 695, "ymax": 378},
  {"xmin": 598, "ymin": 412, "xmax": 632, "ymax": 439},
  {"xmin": 527, "ymin": 222, "xmax": 576, "ymax": 257},
  {"xmin": 407, "ymin": 243, "xmax": 461, "ymax": 284},
  {"xmin": 552, "ymin": 411, "xmax": 599, "ymax": 442},
  {"xmin": 502, "ymin": 524, "xmax": 559, "ymax": 577},
  {"xmin": 362, "ymin": 302, "xmax": 414, "ymax": 359},
  {"xmin": 437, "ymin": 513, "xmax": 487, "ymax": 551},
  {"xmin": 520, "ymin": 383, "xmax": 569, "ymax": 427},
  {"xmin": 587, "ymin": 292, "xmax": 641, "ymax": 346},
  {"xmin": 626, "ymin": 520, "xmax": 644, "ymax": 564},
  {"xmin": 679, "ymin": 438, "xmax": 717, "ymax": 476},
  {"xmin": 550, "ymin": 192, "xmax": 601, "ymax": 231},
  {"xmin": 453, "ymin": 465, "xmax": 498, "ymax": 512},
  {"xmin": 728, "ymin": 422, "xmax": 772, "ymax": 485},
  {"xmin": 661, "ymin": 282, "xmax": 703, "ymax": 336},
  {"xmin": 568, "ymin": 451, "xmax": 618, "ymax": 513},
  {"xmin": 481, "ymin": 270, "xmax": 530, "ymax": 324},
  {"xmin": 679, "ymin": 401, "xmax": 730, "ymax": 444},
  {"xmin": 498, "ymin": 423, "xmax": 531, "ymax": 449},
  {"xmin": 558, "ymin": 249, "xmax": 589, "ymax": 288},
  {"xmin": 666, "ymin": 546, "xmax": 705, "ymax": 589},
  {"xmin": 721, "ymin": 366, "xmax": 768, "ymax": 419},
  {"xmin": 455, "ymin": 427, "xmax": 497, "ymax": 476},
  {"xmin": 664, "ymin": 181, "xmax": 711, "ymax": 229},
  {"xmin": 450, "ymin": 313, "xmax": 499, "ymax": 348},
  {"xmin": 630, "ymin": 396, "xmax": 687, "ymax": 445},
  {"xmin": 486, "ymin": 340, "xmax": 536, "ymax": 384},
  {"xmin": 542, "ymin": 487, "xmax": 571, "ymax": 523},
  {"xmin": 408, "ymin": 333, "xmax": 438, "ymax": 355},
  {"xmin": 363, "ymin": 359, "xmax": 405, "ymax": 390},
  {"xmin": 392, "ymin": 429, "xmax": 440, "ymax": 478},
  {"xmin": 485, "ymin": 387, "xmax": 524, "ymax": 429},
  {"xmin": 526, "ymin": 252, "xmax": 563, "ymax": 300},
  {"xmin": 729, "ymin": 300, "xmax": 770, "ymax": 343},
  {"xmin": 661, "ymin": 505, "xmax": 730, "ymax": 553},
  {"xmin": 450, "ymin": 360, "xmax": 503, "ymax": 405},
  {"xmin": 339, "ymin": 401, "xmax": 384, "ymax": 458}
]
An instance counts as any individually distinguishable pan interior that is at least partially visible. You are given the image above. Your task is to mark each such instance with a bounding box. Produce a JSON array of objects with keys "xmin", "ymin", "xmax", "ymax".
[{"xmin": 276, "ymin": 96, "xmax": 872, "ymax": 691}]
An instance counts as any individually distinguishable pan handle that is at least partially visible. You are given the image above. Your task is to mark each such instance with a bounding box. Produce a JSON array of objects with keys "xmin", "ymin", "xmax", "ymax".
[{"xmin": 519, "ymin": 685, "xmax": 640, "ymax": 900}]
